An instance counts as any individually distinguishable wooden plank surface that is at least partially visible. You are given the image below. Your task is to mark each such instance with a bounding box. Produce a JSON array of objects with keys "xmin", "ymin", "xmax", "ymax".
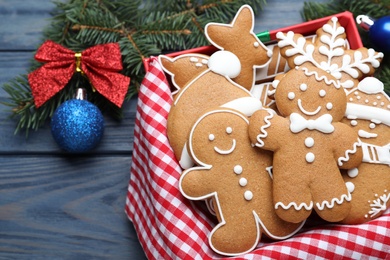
[{"xmin": 0, "ymin": 0, "xmax": 325, "ymax": 259}]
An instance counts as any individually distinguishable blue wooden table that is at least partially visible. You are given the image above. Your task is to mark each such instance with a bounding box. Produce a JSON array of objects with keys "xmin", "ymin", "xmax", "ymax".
[{"xmin": 0, "ymin": 0, "xmax": 324, "ymax": 258}]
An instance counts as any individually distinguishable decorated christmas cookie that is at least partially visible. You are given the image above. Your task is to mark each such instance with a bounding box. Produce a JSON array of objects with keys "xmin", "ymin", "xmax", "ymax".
[
  {"xmin": 248, "ymin": 65, "xmax": 363, "ymax": 223},
  {"xmin": 276, "ymin": 16, "xmax": 383, "ymax": 90},
  {"xmin": 205, "ymin": 4, "xmax": 272, "ymax": 91},
  {"xmin": 341, "ymin": 77, "xmax": 390, "ymax": 224},
  {"xmin": 163, "ymin": 5, "xmax": 272, "ymax": 169},
  {"xmin": 180, "ymin": 108, "xmax": 304, "ymax": 256}
]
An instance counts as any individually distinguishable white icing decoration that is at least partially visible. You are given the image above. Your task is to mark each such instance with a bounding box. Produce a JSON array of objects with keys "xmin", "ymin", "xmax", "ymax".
[
  {"xmin": 190, "ymin": 57, "xmax": 199, "ymax": 62},
  {"xmin": 288, "ymin": 92, "xmax": 295, "ymax": 100},
  {"xmin": 253, "ymin": 42, "xmax": 259, "ymax": 47},
  {"xmin": 214, "ymin": 139, "xmax": 236, "ymax": 155},
  {"xmin": 319, "ymin": 89, "xmax": 326, "ymax": 97},
  {"xmin": 275, "ymin": 201, "xmax": 313, "ymax": 211},
  {"xmin": 373, "ymin": 102, "xmax": 378, "ymax": 106},
  {"xmin": 195, "ymin": 63, "xmax": 203, "ymax": 67},
  {"xmin": 368, "ymin": 192, "xmax": 390, "ymax": 218},
  {"xmin": 361, "ymin": 142, "xmax": 390, "ymax": 165},
  {"xmin": 316, "ymin": 192, "xmax": 351, "ymax": 210},
  {"xmin": 234, "ymin": 165, "xmax": 243, "ymax": 174},
  {"xmin": 369, "ymin": 123, "xmax": 376, "ymax": 129},
  {"xmin": 221, "ymin": 97, "xmax": 262, "ymax": 117},
  {"xmin": 365, "ymin": 99, "xmax": 369, "ymax": 103},
  {"xmin": 306, "ymin": 152, "xmax": 315, "ymax": 163},
  {"xmin": 239, "ymin": 177, "xmax": 247, "ymax": 187},
  {"xmin": 358, "ymin": 129, "xmax": 378, "ymax": 138},
  {"xmin": 276, "ymin": 20, "xmax": 383, "ymax": 87},
  {"xmin": 304, "ymin": 137, "xmax": 314, "ymax": 147},
  {"xmin": 345, "ymin": 182, "xmax": 355, "ymax": 193},
  {"xmin": 349, "ymin": 98, "xmax": 354, "ymax": 102},
  {"xmin": 354, "ymin": 91, "xmax": 359, "ymax": 96},
  {"xmin": 326, "ymin": 102, "xmax": 333, "ymax": 110},
  {"xmin": 357, "ymin": 96, "xmax": 361, "ymax": 100},
  {"xmin": 290, "ymin": 113, "xmax": 334, "ymax": 133},
  {"xmin": 244, "ymin": 190, "xmax": 253, "ymax": 201},
  {"xmin": 255, "ymin": 109, "xmax": 274, "ymax": 148},
  {"xmin": 226, "ymin": 127, "xmax": 233, "ymax": 134},
  {"xmin": 208, "ymin": 50, "xmax": 241, "ymax": 78},
  {"xmin": 338, "ymin": 139, "xmax": 361, "ymax": 166},
  {"xmin": 209, "ymin": 134, "xmax": 215, "ymax": 141},
  {"xmin": 345, "ymin": 103, "xmax": 390, "ymax": 127},
  {"xmin": 347, "ymin": 168, "xmax": 359, "ymax": 178},
  {"xmin": 298, "ymin": 99, "xmax": 321, "ymax": 115},
  {"xmin": 301, "ymin": 67, "xmax": 340, "ymax": 88},
  {"xmin": 358, "ymin": 77, "xmax": 384, "ymax": 94},
  {"xmin": 179, "ymin": 143, "xmax": 194, "ymax": 169},
  {"xmin": 377, "ymin": 96, "xmax": 381, "ymax": 100},
  {"xmin": 350, "ymin": 120, "xmax": 357, "ymax": 126},
  {"xmin": 300, "ymin": 83, "xmax": 308, "ymax": 91},
  {"xmin": 201, "ymin": 59, "xmax": 208, "ymax": 64}
]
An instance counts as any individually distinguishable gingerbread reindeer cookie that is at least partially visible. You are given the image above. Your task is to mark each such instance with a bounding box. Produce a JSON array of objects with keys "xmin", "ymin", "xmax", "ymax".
[
  {"xmin": 341, "ymin": 77, "xmax": 390, "ymax": 224},
  {"xmin": 180, "ymin": 108, "xmax": 304, "ymax": 256},
  {"xmin": 161, "ymin": 5, "xmax": 272, "ymax": 169},
  {"xmin": 248, "ymin": 65, "xmax": 363, "ymax": 223}
]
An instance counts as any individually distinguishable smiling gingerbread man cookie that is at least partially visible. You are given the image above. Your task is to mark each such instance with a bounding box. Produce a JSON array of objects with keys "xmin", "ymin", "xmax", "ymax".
[
  {"xmin": 180, "ymin": 108, "xmax": 304, "ymax": 256},
  {"xmin": 248, "ymin": 65, "xmax": 363, "ymax": 224}
]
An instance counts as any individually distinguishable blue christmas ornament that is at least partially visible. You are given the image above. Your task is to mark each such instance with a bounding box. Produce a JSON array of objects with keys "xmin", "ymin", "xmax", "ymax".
[
  {"xmin": 51, "ymin": 88, "xmax": 104, "ymax": 152},
  {"xmin": 357, "ymin": 15, "xmax": 390, "ymax": 53}
]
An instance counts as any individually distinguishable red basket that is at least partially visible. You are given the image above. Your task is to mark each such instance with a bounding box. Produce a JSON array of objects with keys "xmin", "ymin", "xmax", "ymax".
[{"xmin": 126, "ymin": 12, "xmax": 390, "ymax": 259}]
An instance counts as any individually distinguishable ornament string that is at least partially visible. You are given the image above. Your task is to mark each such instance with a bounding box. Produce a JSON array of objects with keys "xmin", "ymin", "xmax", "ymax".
[{"xmin": 28, "ymin": 40, "xmax": 130, "ymax": 108}]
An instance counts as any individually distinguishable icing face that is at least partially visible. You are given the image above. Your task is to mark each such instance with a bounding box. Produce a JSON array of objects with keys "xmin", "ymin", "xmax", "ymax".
[
  {"xmin": 275, "ymin": 66, "xmax": 346, "ymax": 121},
  {"xmin": 189, "ymin": 110, "xmax": 249, "ymax": 165}
]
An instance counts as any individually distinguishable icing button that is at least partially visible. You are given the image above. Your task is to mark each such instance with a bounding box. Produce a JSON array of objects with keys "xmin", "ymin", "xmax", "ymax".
[
  {"xmin": 306, "ymin": 152, "xmax": 315, "ymax": 163},
  {"xmin": 304, "ymin": 137, "xmax": 314, "ymax": 148},
  {"xmin": 239, "ymin": 177, "xmax": 247, "ymax": 187},
  {"xmin": 244, "ymin": 190, "xmax": 253, "ymax": 201},
  {"xmin": 234, "ymin": 165, "xmax": 243, "ymax": 174}
]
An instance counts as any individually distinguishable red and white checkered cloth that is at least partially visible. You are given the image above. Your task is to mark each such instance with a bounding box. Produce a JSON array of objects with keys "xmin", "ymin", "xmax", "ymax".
[{"xmin": 125, "ymin": 57, "xmax": 390, "ymax": 260}]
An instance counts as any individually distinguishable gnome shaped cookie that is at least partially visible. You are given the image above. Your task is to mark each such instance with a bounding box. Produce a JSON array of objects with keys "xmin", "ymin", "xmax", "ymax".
[
  {"xmin": 341, "ymin": 77, "xmax": 390, "ymax": 224},
  {"xmin": 248, "ymin": 65, "xmax": 363, "ymax": 224}
]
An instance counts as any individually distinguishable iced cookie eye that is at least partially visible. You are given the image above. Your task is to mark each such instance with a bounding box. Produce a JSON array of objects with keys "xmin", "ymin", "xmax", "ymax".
[
  {"xmin": 209, "ymin": 134, "xmax": 215, "ymax": 141},
  {"xmin": 300, "ymin": 83, "xmax": 308, "ymax": 92},
  {"xmin": 288, "ymin": 92, "xmax": 295, "ymax": 100},
  {"xmin": 226, "ymin": 127, "xmax": 233, "ymax": 134},
  {"xmin": 319, "ymin": 89, "xmax": 326, "ymax": 97},
  {"xmin": 326, "ymin": 102, "xmax": 333, "ymax": 110},
  {"xmin": 253, "ymin": 42, "xmax": 259, "ymax": 48}
]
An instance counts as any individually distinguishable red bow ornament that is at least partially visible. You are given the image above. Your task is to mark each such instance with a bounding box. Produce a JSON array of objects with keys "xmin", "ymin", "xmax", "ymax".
[{"xmin": 28, "ymin": 40, "xmax": 130, "ymax": 108}]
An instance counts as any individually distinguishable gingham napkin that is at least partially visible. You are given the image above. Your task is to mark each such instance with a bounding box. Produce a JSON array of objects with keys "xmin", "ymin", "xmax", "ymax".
[{"xmin": 125, "ymin": 57, "xmax": 390, "ymax": 260}]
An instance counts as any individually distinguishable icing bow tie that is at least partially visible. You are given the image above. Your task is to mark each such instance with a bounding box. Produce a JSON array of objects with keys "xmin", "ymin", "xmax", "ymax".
[
  {"xmin": 289, "ymin": 113, "xmax": 335, "ymax": 133},
  {"xmin": 28, "ymin": 40, "xmax": 130, "ymax": 108}
]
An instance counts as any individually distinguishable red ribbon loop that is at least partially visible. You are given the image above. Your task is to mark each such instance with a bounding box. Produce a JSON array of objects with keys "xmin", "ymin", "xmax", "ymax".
[{"xmin": 28, "ymin": 40, "xmax": 130, "ymax": 108}]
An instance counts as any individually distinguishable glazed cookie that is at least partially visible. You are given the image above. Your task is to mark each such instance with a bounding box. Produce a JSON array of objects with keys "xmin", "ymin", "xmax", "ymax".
[
  {"xmin": 276, "ymin": 16, "xmax": 383, "ymax": 90},
  {"xmin": 248, "ymin": 65, "xmax": 363, "ymax": 223},
  {"xmin": 340, "ymin": 77, "xmax": 390, "ymax": 224},
  {"xmin": 180, "ymin": 108, "xmax": 304, "ymax": 256},
  {"xmin": 165, "ymin": 5, "xmax": 272, "ymax": 169}
]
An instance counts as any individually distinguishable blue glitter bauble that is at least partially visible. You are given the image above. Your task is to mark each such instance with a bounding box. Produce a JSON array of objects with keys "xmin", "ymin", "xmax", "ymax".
[
  {"xmin": 51, "ymin": 99, "xmax": 104, "ymax": 152},
  {"xmin": 369, "ymin": 16, "xmax": 390, "ymax": 53}
]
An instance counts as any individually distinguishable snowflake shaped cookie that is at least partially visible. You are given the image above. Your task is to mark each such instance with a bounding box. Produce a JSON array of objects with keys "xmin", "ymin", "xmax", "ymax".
[{"xmin": 276, "ymin": 17, "xmax": 384, "ymax": 89}]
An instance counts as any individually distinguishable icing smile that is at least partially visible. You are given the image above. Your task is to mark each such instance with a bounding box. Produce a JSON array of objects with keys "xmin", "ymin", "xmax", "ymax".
[
  {"xmin": 214, "ymin": 139, "xmax": 236, "ymax": 155},
  {"xmin": 297, "ymin": 99, "xmax": 321, "ymax": 116}
]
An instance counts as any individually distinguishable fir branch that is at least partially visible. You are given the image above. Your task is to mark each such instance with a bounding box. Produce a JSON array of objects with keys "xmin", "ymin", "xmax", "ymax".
[{"xmin": 2, "ymin": 0, "xmax": 267, "ymax": 135}]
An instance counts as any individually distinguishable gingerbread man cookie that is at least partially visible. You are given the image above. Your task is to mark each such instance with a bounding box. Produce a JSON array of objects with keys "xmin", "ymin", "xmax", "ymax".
[
  {"xmin": 341, "ymin": 77, "xmax": 390, "ymax": 224},
  {"xmin": 180, "ymin": 108, "xmax": 304, "ymax": 256},
  {"xmin": 248, "ymin": 65, "xmax": 363, "ymax": 223},
  {"xmin": 276, "ymin": 16, "xmax": 383, "ymax": 90}
]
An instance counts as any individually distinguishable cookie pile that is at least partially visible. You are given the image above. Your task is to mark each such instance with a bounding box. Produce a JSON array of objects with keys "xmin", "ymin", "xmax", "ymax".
[{"xmin": 159, "ymin": 5, "xmax": 387, "ymax": 256}]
